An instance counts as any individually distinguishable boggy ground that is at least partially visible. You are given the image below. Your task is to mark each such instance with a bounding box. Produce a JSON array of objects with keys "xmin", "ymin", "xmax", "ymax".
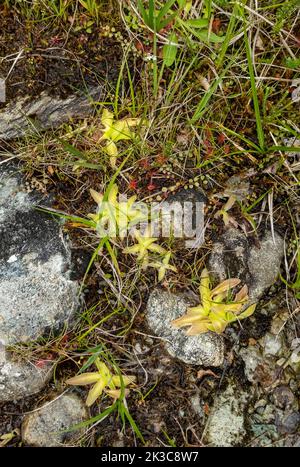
[{"xmin": 0, "ymin": 0, "xmax": 300, "ymax": 447}]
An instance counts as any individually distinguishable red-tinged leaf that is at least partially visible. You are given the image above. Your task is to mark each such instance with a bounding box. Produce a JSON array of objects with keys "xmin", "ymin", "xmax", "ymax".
[
  {"xmin": 128, "ymin": 180, "xmax": 138, "ymax": 190},
  {"xmin": 217, "ymin": 133, "xmax": 226, "ymax": 145},
  {"xmin": 212, "ymin": 18, "xmax": 222, "ymax": 34}
]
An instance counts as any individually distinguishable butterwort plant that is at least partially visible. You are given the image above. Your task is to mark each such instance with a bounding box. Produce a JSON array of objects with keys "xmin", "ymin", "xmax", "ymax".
[
  {"xmin": 98, "ymin": 108, "xmax": 141, "ymax": 167},
  {"xmin": 172, "ymin": 268, "xmax": 256, "ymax": 334},
  {"xmin": 88, "ymin": 183, "xmax": 147, "ymax": 238},
  {"xmin": 66, "ymin": 358, "xmax": 136, "ymax": 406}
]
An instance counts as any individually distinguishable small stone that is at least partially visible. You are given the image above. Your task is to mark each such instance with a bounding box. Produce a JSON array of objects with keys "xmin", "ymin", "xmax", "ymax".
[
  {"xmin": 254, "ymin": 399, "xmax": 267, "ymax": 410},
  {"xmin": 22, "ymin": 393, "xmax": 89, "ymax": 447},
  {"xmin": 145, "ymin": 289, "xmax": 224, "ymax": 367},
  {"xmin": 278, "ymin": 412, "xmax": 300, "ymax": 435},
  {"xmin": 0, "ymin": 346, "xmax": 51, "ymax": 402},
  {"xmin": 270, "ymin": 311, "xmax": 290, "ymax": 334},
  {"xmin": 257, "ymin": 404, "xmax": 276, "ymax": 424},
  {"xmin": 263, "ymin": 332, "xmax": 284, "ymax": 357},
  {"xmin": 190, "ymin": 393, "xmax": 206, "ymax": 421},
  {"xmin": 283, "ymin": 137, "xmax": 300, "ymax": 159},
  {"xmin": 272, "ymin": 386, "xmax": 295, "ymax": 410},
  {"xmin": 206, "ymin": 384, "xmax": 249, "ymax": 447},
  {"xmin": 240, "ymin": 346, "xmax": 263, "ymax": 383},
  {"xmin": 163, "ymin": 188, "xmax": 207, "ymax": 248},
  {"xmin": 223, "ymin": 175, "xmax": 250, "ymax": 201},
  {"xmin": 239, "ymin": 346, "xmax": 277, "ymax": 387}
]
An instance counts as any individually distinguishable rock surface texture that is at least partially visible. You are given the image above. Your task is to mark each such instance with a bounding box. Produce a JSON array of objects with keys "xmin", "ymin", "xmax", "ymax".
[
  {"xmin": 0, "ymin": 86, "xmax": 102, "ymax": 141},
  {"xmin": 146, "ymin": 289, "xmax": 224, "ymax": 367},
  {"xmin": 22, "ymin": 393, "xmax": 89, "ymax": 447},
  {"xmin": 208, "ymin": 228, "xmax": 284, "ymax": 301},
  {"xmin": 0, "ymin": 165, "xmax": 79, "ymax": 401},
  {"xmin": 205, "ymin": 383, "xmax": 249, "ymax": 447},
  {"xmin": 0, "ymin": 344, "xmax": 51, "ymax": 403}
]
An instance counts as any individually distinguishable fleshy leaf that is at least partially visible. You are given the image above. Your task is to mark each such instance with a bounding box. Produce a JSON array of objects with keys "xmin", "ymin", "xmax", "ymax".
[
  {"xmin": 90, "ymin": 189, "xmax": 103, "ymax": 205},
  {"xmin": 171, "ymin": 268, "xmax": 257, "ymax": 336},
  {"xmin": 199, "ymin": 268, "xmax": 211, "ymax": 313},
  {"xmin": 234, "ymin": 284, "xmax": 248, "ymax": 302},
  {"xmin": 105, "ymin": 388, "xmax": 130, "ymax": 399},
  {"xmin": 101, "ymin": 108, "xmax": 114, "ymax": 130},
  {"xmin": 66, "ymin": 373, "xmax": 101, "ymax": 386},
  {"xmin": 86, "ymin": 378, "xmax": 107, "ymax": 406},
  {"xmin": 238, "ymin": 303, "xmax": 256, "ymax": 319},
  {"xmin": 111, "ymin": 375, "xmax": 136, "ymax": 387},
  {"xmin": 210, "ymin": 278, "xmax": 241, "ymax": 298}
]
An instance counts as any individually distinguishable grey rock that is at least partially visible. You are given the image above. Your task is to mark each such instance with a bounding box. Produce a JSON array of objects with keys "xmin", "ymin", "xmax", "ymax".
[
  {"xmin": 0, "ymin": 86, "xmax": 103, "ymax": 141},
  {"xmin": 167, "ymin": 187, "xmax": 207, "ymax": 205},
  {"xmin": 0, "ymin": 344, "xmax": 52, "ymax": 402},
  {"xmin": 262, "ymin": 332, "xmax": 285, "ymax": 357},
  {"xmin": 0, "ymin": 166, "xmax": 79, "ymax": 345},
  {"xmin": 239, "ymin": 346, "xmax": 277, "ymax": 387},
  {"xmin": 22, "ymin": 393, "xmax": 89, "ymax": 447},
  {"xmin": 208, "ymin": 228, "xmax": 284, "ymax": 302},
  {"xmin": 278, "ymin": 412, "xmax": 300, "ymax": 435},
  {"xmin": 205, "ymin": 383, "xmax": 249, "ymax": 447},
  {"xmin": 272, "ymin": 386, "xmax": 295, "ymax": 410},
  {"xmin": 145, "ymin": 289, "xmax": 224, "ymax": 367},
  {"xmin": 239, "ymin": 346, "xmax": 264, "ymax": 383}
]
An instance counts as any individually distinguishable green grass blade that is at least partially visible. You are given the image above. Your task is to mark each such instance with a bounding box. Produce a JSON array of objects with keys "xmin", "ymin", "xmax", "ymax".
[
  {"xmin": 163, "ymin": 31, "xmax": 178, "ymax": 66},
  {"xmin": 137, "ymin": 0, "xmax": 150, "ymax": 27},
  {"xmin": 266, "ymin": 145, "xmax": 300, "ymax": 153},
  {"xmin": 148, "ymin": 0, "xmax": 155, "ymax": 29},
  {"xmin": 65, "ymin": 403, "xmax": 117, "ymax": 432},
  {"xmin": 190, "ymin": 60, "xmax": 232, "ymax": 123},
  {"xmin": 158, "ymin": 13, "xmax": 177, "ymax": 30},
  {"xmin": 117, "ymin": 400, "xmax": 145, "ymax": 443},
  {"xmin": 79, "ymin": 238, "xmax": 107, "ymax": 295},
  {"xmin": 156, "ymin": 0, "xmax": 177, "ymax": 23},
  {"xmin": 216, "ymin": 2, "xmax": 239, "ymax": 68},
  {"xmin": 243, "ymin": 24, "xmax": 265, "ymax": 151}
]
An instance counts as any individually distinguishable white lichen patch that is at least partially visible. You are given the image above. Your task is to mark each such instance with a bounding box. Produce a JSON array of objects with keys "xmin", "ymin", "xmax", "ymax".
[{"xmin": 206, "ymin": 384, "xmax": 249, "ymax": 447}]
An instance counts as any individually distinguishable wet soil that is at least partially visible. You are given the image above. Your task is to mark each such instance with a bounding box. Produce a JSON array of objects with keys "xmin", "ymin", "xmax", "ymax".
[{"xmin": 0, "ymin": 5, "xmax": 124, "ymax": 106}]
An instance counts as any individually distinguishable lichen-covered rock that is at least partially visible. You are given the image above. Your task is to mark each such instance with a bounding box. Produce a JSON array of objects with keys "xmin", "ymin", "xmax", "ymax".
[
  {"xmin": 0, "ymin": 344, "xmax": 51, "ymax": 402},
  {"xmin": 22, "ymin": 393, "xmax": 89, "ymax": 447},
  {"xmin": 205, "ymin": 384, "xmax": 249, "ymax": 447},
  {"xmin": 0, "ymin": 87, "xmax": 103, "ymax": 141},
  {"xmin": 239, "ymin": 312, "xmax": 288, "ymax": 387},
  {"xmin": 239, "ymin": 346, "xmax": 278, "ymax": 387},
  {"xmin": 248, "ymin": 385, "xmax": 300, "ymax": 446},
  {"xmin": 145, "ymin": 289, "xmax": 224, "ymax": 367},
  {"xmin": 208, "ymin": 228, "xmax": 284, "ymax": 302},
  {"xmin": 0, "ymin": 166, "xmax": 79, "ymax": 345}
]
